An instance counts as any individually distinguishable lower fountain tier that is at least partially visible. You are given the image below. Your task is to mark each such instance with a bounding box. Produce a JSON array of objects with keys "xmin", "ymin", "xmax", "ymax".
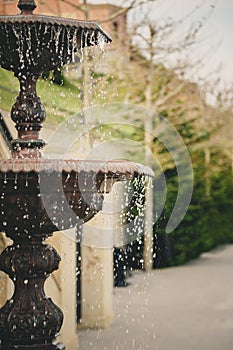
[{"xmin": 0, "ymin": 158, "xmax": 153, "ymax": 239}]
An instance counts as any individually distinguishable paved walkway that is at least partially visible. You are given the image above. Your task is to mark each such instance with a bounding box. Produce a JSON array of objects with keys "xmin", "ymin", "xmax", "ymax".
[{"xmin": 78, "ymin": 245, "xmax": 233, "ymax": 350}]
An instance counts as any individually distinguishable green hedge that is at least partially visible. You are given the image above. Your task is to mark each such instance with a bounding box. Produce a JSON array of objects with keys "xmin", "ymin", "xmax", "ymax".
[{"xmin": 153, "ymin": 165, "xmax": 233, "ymax": 267}]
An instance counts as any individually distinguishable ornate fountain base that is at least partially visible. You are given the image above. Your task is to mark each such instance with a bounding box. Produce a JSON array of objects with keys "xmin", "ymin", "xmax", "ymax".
[{"xmin": 0, "ymin": 236, "xmax": 65, "ymax": 350}]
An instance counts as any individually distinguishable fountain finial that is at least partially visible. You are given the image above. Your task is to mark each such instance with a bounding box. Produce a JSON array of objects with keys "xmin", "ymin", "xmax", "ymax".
[{"xmin": 18, "ymin": 0, "xmax": 37, "ymax": 14}]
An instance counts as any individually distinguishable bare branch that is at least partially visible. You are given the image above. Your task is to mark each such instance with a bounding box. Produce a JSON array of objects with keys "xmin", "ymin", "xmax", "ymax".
[{"xmin": 99, "ymin": 0, "xmax": 155, "ymax": 24}]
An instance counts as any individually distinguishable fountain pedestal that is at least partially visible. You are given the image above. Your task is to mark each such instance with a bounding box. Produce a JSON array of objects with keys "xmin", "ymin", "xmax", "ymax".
[{"xmin": 0, "ymin": 236, "xmax": 64, "ymax": 350}]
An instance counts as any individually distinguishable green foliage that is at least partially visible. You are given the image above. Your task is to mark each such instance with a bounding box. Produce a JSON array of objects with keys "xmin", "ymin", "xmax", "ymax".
[
  {"xmin": 126, "ymin": 176, "xmax": 146, "ymax": 221},
  {"xmin": 154, "ymin": 160, "xmax": 233, "ymax": 267},
  {"xmin": 91, "ymin": 71, "xmax": 105, "ymax": 79},
  {"xmin": 42, "ymin": 69, "xmax": 64, "ymax": 86},
  {"xmin": 0, "ymin": 68, "xmax": 19, "ymax": 111}
]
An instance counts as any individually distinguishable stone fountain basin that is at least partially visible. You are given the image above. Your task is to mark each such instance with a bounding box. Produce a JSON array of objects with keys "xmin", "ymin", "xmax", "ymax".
[
  {"xmin": 0, "ymin": 159, "xmax": 153, "ymax": 239},
  {"xmin": 0, "ymin": 14, "xmax": 111, "ymax": 75}
]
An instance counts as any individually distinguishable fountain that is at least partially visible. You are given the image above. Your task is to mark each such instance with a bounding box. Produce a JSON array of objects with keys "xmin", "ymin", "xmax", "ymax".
[{"xmin": 0, "ymin": 1, "xmax": 153, "ymax": 349}]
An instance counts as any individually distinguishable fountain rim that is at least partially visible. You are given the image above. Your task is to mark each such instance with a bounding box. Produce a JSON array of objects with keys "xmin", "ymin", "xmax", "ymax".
[
  {"xmin": 0, "ymin": 14, "xmax": 112, "ymax": 43},
  {"xmin": 0, "ymin": 159, "xmax": 154, "ymax": 178}
]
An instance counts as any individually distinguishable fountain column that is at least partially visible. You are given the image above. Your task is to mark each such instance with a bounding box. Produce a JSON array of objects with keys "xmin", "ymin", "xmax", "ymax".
[{"xmin": 11, "ymin": 74, "xmax": 46, "ymax": 159}]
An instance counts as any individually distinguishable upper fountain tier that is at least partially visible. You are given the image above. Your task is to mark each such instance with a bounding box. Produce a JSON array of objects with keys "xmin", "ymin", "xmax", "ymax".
[{"xmin": 0, "ymin": 0, "xmax": 111, "ymax": 76}]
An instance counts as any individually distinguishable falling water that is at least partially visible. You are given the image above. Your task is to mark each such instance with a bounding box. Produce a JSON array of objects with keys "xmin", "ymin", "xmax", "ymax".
[
  {"xmin": 97, "ymin": 32, "xmax": 107, "ymax": 52},
  {"xmin": 12, "ymin": 25, "xmax": 25, "ymax": 70},
  {"xmin": 72, "ymin": 28, "xmax": 79, "ymax": 63},
  {"xmin": 1, "ymin": 22, "xmax": 106, "ymax": 74}
]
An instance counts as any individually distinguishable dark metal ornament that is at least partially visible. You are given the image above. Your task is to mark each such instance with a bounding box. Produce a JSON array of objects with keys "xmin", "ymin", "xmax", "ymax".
[
  {"xmin": 18, "ymin": 0, "xmax": 37, "ymax": 13},
  {"xmin": 11, "ymin": 75, "xmax": 46, "ymax": 158},
  {"xmin": 0, "ymin": 238, "xmax": 64, "ymax": 350}
]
